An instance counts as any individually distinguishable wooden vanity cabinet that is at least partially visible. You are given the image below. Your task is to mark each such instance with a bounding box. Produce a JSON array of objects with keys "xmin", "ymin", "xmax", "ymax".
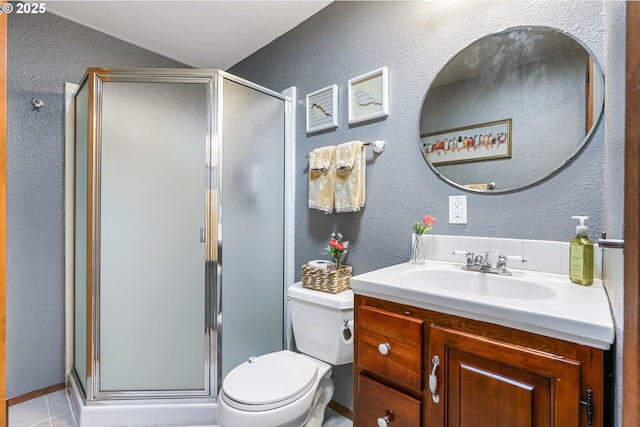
[{"xmin": 353, "ymin": 295, "xmax": 605, "ymax": 427}]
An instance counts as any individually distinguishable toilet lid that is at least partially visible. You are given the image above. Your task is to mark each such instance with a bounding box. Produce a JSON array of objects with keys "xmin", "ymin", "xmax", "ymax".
[{"xmin": 222, "ymin": 350, "xmax": 318, "ymax": 410}]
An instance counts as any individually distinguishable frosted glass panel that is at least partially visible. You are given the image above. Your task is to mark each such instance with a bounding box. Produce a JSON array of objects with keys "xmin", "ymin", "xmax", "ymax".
[
  {"xmin": 220, "ymin": 79, "xmax": 285, "ymax": 379},
  {"xmin": 99, "ymin": 82, "xmax": 206, "ymax": 391},
  {"xmin": 74, "ymin": 81, "xmax": 89, "ymax": 393}
]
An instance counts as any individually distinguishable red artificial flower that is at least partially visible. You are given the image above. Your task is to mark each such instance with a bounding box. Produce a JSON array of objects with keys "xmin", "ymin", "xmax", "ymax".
[{"xmin": 423, "ymin": 215, "xmax": 436, "ymax": 226}]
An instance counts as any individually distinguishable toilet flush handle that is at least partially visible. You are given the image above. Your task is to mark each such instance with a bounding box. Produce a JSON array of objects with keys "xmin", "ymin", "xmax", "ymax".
[{"xmin": 342, "ymin": 320, "xmax": 352, "ymax": 341}]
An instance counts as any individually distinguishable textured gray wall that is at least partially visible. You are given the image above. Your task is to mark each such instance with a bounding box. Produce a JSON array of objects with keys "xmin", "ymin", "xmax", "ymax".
[
  {"xmin": 230, "ymin": 0, "xmax": 622, "ymax": 411},
  {"xmin": 602, "ymin": 2, "xmax": 626, "ymax": 427},
  {"xmin": 7, "ymin": 11, "xmax": 185, "ymax": 398},
  {"xmin": 6, "ymin": 0, "xmax": 626, "ymax": 416},
  {"xmin": 230, "ymin": 0, "xmax": 609, "ymax": 283}
]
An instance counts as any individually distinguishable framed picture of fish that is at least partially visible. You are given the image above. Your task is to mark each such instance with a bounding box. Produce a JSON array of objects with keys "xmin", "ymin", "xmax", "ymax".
[
  {"xmin": 420, "ymin": 119, "xmax": 512, "ymax": 165},
  {"xmin": 306, "ymin": 84, "xmax": 339, "ymax": 133},
  {"xmin": 348, "ymin": 67, "xmax": 389, "ymax": 125}
]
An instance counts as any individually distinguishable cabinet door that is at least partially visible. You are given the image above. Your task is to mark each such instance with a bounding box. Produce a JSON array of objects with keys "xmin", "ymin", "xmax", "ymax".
[{"xmin": 428, "ymin": 325, "xmax": 581, "ymax": 427}]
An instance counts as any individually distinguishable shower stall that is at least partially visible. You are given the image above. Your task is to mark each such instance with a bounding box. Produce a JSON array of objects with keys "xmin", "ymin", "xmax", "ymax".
[{"xmin": 66, "ymin": 69, "xmax": 294, "ymax": 425}]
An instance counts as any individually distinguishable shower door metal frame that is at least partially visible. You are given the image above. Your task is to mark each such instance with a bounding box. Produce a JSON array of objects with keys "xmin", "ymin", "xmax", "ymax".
[
  {"xmin": 79, "ymin": 68, "xmax": 216, "ymax": 402},
  {"xmin": 211, "ymin": 71, "xmax": 294, "ymax": 394},
  {"xmin": 73, "ymin": 68, "xmax": 294, "ymax": 403}
]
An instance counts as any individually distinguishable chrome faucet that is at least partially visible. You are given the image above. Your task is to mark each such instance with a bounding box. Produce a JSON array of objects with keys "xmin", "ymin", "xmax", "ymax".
[
  {"xmin": 474, "ymin": 253, "xmax": 492, "ymax": 269},
  {"xmin": 453, "ymin": 251, "xmax": 526, "ymax": 276}
]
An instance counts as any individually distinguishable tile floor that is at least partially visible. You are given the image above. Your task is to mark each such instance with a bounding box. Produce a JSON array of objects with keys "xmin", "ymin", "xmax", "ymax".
[
  {"xmin": 323, "ymin": 408, "xmax": 353, "ymax": 427},
  {"xmin": 8, "ymin": 389, "xmax": 352, "ymax": 427},
  {"xmin": 8, "ymin": 390, "xmax": 76, "ymax": 427}
]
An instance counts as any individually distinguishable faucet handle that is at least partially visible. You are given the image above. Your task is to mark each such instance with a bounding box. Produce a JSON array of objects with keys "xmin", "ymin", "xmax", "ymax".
[
  {"xmin": 452, "ymin": 250, "xmax": 474, "ymax": 265},
  {"xmin": 506, "ymin": 255, "xmax": 527, "ymax": 264},
  {"xmin": 494, "ymin": 250, "xmax": 527, "ymax": 265},
  {"xmin": 496, "ymin": 254, "xmax": 508, "ymax": 270}
]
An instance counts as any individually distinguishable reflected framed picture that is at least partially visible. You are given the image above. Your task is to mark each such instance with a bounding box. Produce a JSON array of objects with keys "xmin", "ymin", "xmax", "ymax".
[
  {"xmin": 306, "ymin": 84, "xmax": 338, "ymax": 133},
  {"xmin": 420, "ymin": 119, "xmax": 512, "ymax": 165},
  {"xmin": 348, "ymin": 67, "xmax": 389, "ymax": 124}
]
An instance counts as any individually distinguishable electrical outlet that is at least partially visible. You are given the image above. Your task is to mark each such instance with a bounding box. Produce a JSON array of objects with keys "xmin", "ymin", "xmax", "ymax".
[{"xmin": 449, "ymin": 195, "xmax": 467, "ymax": 224}]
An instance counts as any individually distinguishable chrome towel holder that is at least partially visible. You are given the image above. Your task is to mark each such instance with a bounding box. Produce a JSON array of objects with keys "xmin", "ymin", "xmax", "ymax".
[{"xmin": 305, "ymin": 140, "xmax": 385, "ymax": 158}]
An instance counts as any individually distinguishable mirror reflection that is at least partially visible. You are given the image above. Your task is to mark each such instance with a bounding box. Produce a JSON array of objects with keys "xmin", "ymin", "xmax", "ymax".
[{"xmin": 419, "ymin": 26, "xmax": 604, "ymax": 193}]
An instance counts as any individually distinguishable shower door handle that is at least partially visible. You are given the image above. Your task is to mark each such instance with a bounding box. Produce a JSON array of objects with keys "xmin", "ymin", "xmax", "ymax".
[{"xmin": 200, "ymin": 227, "xmax": 206, "ymax": 243}]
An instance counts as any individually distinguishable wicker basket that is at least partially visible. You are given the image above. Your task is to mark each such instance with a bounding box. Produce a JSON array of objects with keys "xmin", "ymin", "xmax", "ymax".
[{"xmin": 301, "ymin": 264, "xmax": 352, "ymax": 294}]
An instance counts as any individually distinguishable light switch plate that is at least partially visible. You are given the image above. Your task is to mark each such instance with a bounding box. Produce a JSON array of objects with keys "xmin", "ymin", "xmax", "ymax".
[{"xmin": 449, "ymin": 195, "xmax": 467, "ymax": 224}]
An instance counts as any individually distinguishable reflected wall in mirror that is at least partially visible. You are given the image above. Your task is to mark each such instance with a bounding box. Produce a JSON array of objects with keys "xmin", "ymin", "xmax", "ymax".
[{"xmin": 419, "ymin": 26, "xmax": 604, "ymax": 193}]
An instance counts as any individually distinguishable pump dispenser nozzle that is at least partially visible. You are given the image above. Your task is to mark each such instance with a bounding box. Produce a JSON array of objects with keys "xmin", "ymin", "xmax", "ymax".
[{"xmin": 572, "ymin": 216, "xmax": 589, "ymax": 235}]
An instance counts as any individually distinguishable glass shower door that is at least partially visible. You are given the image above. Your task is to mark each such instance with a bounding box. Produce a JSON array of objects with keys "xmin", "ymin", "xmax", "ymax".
[
  {"xmin": 71, "ymin": 70, "xmax": 291, "ymax": 409},
  {"xmin": 219, "ymin": 78, "xmax": 285, "ymax": 381},
  {"xmin": 98, "ymin": 81, "xmax": 208, "ymax": 394}
]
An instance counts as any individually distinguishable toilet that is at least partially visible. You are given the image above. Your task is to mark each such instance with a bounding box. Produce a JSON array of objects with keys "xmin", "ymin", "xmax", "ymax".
[{"xmin": 217, "ymin": 282, "xmax": 354, "ymax": 427}]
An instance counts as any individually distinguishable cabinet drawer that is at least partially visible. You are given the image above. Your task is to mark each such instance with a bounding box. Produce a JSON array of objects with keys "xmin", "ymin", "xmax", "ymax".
[
  {"xmin": 357, "ymin": 374, "xmax": 422, "ymax": 427},
  {"xmin": 357, "ymin": 306, "xmax": 423, "ymax": 392}
]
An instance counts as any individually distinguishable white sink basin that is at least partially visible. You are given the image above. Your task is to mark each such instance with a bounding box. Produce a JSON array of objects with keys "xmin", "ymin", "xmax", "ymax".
[
  {"xmin": 350, "ymin": 260, "xmax": 614, "ymax": 350},
  {"xmin": 398, "ymin": 268, "xmax": 557, "ymax": 300}
]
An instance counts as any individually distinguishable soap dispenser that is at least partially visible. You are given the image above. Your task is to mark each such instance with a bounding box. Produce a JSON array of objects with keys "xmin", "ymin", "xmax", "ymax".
[{"xmin": 569, "ymin": 216, "xmax": 594, "ymax": 285}]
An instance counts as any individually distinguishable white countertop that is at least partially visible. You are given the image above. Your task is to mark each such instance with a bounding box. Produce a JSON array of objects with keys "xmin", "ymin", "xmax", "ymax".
[{"xmin": 350, "ymin": 260, "xmax": 615, "ymax": 350}]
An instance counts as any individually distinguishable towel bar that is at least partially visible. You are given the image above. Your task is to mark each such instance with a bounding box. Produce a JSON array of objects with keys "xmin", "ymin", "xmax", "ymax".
[
  {"xmin": 305, "ymin": 140, "xmax": 385, "ymax": 158},
  {"xmin": 598, "ymin": 233, "xmax": 624, "ymax": 249}
]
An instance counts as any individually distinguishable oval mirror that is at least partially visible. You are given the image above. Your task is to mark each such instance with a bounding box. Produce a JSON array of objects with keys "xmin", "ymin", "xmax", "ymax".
[{"xmin": 418, "ymin": 26, "xmax": 604, "ymax": 193}]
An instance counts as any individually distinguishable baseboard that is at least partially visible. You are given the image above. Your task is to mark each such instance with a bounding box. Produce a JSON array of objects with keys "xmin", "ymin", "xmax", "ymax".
[
  {"xmin": 6, "ymin": 382, "xmax": 65, "ymax": 407},
  {"xmin": 328, "ymin": 399, "xmax": 353, "ymax": 420}
]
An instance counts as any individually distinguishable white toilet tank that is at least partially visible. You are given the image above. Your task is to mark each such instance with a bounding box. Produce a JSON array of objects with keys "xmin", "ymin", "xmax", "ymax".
[{"xmin": 288, "ymin": 282, "xmax": 354, "ymax": 365}]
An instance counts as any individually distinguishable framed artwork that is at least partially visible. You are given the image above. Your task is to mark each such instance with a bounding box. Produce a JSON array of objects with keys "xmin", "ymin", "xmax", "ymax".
[
  {"xmin": 306, "ymin": 84, "xmax": 338, "ymax": 133},
  {"xmin": 348, "ymin": 67, "xmax": 389, "ymax": 124},
  {"xmin": 420, "ymin": 119, "xmax": 512, "ymax": 165}
]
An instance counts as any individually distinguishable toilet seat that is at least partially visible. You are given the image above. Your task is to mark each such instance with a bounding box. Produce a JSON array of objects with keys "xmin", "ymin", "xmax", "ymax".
[{"xmin": 221, "ymin": 350, "xmax": 318, "ymax": 412}]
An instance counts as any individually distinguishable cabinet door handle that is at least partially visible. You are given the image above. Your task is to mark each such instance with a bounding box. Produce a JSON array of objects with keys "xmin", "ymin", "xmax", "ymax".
[
  {"xmin": 580, "ymin": 389, "xmax": 593, "ymax": 425},
  {"xmin": 429, "ymin": 355, "xmax": 440, "ymax": 403},
  {"xmin": 378, "ymin": 342, "xmax": 391, "ymax": 356}
]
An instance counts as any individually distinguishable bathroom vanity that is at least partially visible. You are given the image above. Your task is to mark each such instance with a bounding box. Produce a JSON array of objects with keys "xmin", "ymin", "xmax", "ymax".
[
  {"xmin": 350, "ymin": 261, "xmax": 614, "ymax": 427},
  {"xmin": 352, "ymin": 21, "xmax": 612, "ymax": 426}
]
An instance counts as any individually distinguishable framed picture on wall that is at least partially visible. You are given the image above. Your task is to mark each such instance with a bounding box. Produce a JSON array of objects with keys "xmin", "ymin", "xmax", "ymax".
[
  {"xmin": 306, "ymin": 84, "xmax": 339, "ymax": 133},
  {"xmin": 420, "ymin": 119, "xmax": 512, "ymax": 165},
  {"xmin": 348, "ymin": 67, "xmax": 389, "ymax": 124}
]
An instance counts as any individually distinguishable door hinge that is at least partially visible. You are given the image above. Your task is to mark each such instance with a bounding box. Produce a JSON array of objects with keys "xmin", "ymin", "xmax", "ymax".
[{"xmin": 580, "ymin": 388, "xmax": 593, "ymax": 425}]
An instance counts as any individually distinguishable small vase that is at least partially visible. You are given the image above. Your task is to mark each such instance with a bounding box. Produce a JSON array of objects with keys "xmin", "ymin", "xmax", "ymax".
[{"xmin": 410, "ymin": 233, "xmax": 426, "ymax": 264}]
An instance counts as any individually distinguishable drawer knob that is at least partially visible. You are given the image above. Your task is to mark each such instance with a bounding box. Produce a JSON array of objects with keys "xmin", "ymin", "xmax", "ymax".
[
  {"xmin": 377, "ymin": 411, "xmax": 394, "ymax": 426},
  {"xmin": 378, "ymin": 342, "xmax": 391, "ymax": 356}
]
